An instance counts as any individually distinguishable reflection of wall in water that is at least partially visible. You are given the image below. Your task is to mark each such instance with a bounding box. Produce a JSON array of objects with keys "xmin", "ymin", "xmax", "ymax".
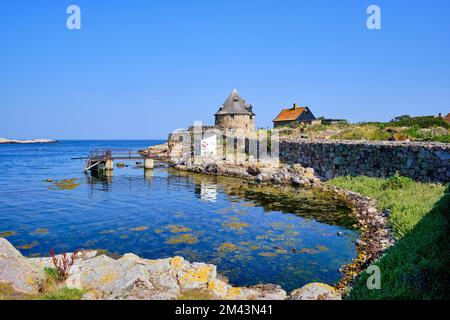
[{"xmin": 194, "ymin": 182, "xmax": 218, "ymax": 203}]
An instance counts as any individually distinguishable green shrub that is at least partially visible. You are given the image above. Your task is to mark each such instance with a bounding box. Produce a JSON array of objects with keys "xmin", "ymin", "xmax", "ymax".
[
  {"xmin": 390, "ymin": 115, "xmax": 449, "ymax": 129},
  {"xmin": 402, "ymin": 125, "xmax": 427, "ymax": 140},
  {"xmin": 381, "ymin": 173, "xmax": 413, "ymax": 190}
]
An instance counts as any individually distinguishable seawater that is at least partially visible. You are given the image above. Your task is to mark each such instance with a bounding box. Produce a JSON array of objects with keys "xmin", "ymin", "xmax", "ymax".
[{"xmin": 0, "ymin": 140, "xmax": 358, "ymax": 291}]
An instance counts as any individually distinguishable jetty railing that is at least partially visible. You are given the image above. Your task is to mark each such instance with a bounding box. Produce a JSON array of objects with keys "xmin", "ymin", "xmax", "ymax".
[{"xmin": 71, "ymin": 148, "xmax": 169, "ymax": 173}]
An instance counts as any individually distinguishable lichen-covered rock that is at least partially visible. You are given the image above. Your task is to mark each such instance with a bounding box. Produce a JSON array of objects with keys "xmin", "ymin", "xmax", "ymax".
[
  {"xmin": 176, "ymin": 262, "xmax": 217, "ymax": 291},
  {"xmin": 142, "ymin": 257, "xmax": 180, "ymax": 297},
  {"xmin": 208, "ymin": 283, "xmax": 287, "ymax": 300},
  {"xmin": 66, "ymin": 255, "xmax": 179, "ymax": 300},
  {"xmin": 207, "ymin": 278, "xmax": 230, "ymax": 298},
  {"xmin": 0, "ymin": 238, "xmax": 44, "ymax": 294},
  {"xmin": 240, "ymin": 284, "xmax": 287, "ymax": 300},
  {"xmin": 289, "ymin": 283, "xmax": 341, "ymax": 300}
]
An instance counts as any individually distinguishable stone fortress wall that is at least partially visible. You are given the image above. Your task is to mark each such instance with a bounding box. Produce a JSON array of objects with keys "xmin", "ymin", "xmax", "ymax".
[
  {"xmin": 167, "ymin": 127, "xmax": 450, "ymax": 183},
  {"xmin": 279, "ymin": 139, "xmax": 450, "ymax": 183}
]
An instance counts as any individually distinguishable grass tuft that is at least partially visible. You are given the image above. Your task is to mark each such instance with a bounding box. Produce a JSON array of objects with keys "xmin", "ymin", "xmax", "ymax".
[
  {"xmin": 44, "ymin": 267, "xmax": 60, "ymax": 280},
  {"xmin": 381, "ymin": 173, "xmax": 413, "ymax": 191},
  {"xmin": 40, "ymin": 287, "xmax": 86, "ymax": 300}
]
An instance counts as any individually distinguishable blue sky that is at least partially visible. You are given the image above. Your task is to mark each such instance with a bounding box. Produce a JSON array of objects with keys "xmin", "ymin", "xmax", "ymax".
[{"xmin": 1, "ymin": 0, "xmax": 449, "ymax": 139}]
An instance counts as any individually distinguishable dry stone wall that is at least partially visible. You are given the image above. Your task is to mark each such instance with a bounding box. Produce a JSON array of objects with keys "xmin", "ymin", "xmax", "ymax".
[{"xmin": 280, "ymin": 139, "xmax": 450, "ymax": 183}]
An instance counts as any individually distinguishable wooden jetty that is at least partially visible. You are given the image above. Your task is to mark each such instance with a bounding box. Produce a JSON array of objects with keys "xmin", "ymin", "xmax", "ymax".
[{"xmin": 72, "ymin": 149, "xmax": 170, "ymax": 173}]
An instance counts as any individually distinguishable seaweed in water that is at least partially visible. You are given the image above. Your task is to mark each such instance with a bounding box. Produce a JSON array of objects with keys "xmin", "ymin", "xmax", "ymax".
[
  {"xmin": 222, "ymin": 221, "xmax": 250, "ymax": 230},
  {"xmin": 30, "ymin": 228, "xmax": 49, "ymax": 235},
  {"xmin": 49, "ymin": 178, "xmax": 80, "ymax": 190},
  {"xmin": 167, "ymin": 225, "xmax": 192, "ymax": 233},
  {"xmin": 0, "ymin": 231, "xmax": 16, "ymax": 238},
  {"xmin": 217, "ymin": 243, "xmax": 238, "ymax": 252},
  {"xmin": 130, "ymin": 226, "xmax": 148, "ymax": 232},
  {"xmin": 17, "ymin": 241, "xmax": 39, "ymax": 250},
  {"xmin": 166, "ymin": 234, "xmax": 199, "ymax": 245}
]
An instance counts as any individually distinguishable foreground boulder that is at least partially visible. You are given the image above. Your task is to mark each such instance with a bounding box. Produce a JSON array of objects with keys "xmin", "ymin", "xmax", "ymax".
[
  {"xmin": 66, "ymin": 254, "xmax": 179, "ymax": 300},
  {"xmin": 289, "ymin": 283, "xmax": 341, "ymax": 300},
  {"xmin": 233, "ymin": 284, "xmax": 287, "ymax": 300},
  {"xmin": 0, "ymin": 238, "xmax": 43, "ymax": 294}
]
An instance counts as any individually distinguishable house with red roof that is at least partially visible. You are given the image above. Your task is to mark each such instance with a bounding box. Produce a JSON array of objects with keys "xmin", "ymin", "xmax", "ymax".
[
  {"xmin": 444, "ymin": 113, "xmax": 450, "ymax": 124},
  {"xmin": 273, "ymin": 103, "xmax": 318, "ymax": 128}
]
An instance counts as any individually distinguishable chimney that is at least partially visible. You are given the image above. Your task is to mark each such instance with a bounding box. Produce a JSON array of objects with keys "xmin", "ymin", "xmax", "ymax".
[{"xmin": 292, "ymin": 103, "xmax": 297, "ymax": 109}]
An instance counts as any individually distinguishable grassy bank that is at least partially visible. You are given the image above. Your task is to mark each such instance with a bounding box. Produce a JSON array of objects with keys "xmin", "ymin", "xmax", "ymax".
[
  {"xmin": 327, "ymin": 176, "xmax": 449, "ymax": 299},
  {"xmin": 279, "ymin": 121, "xmax": 450, "ymax": 142}
]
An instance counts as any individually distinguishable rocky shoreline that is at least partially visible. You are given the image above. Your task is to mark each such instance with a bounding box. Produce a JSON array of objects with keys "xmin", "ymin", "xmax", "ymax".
[
  {"xmin": 324, "ymin": 185, "xmax": 395, "ymax": 292},
  {"xmin": 0, "ymin": 138, "xmax": 57, "ymax": 144},
  {"xmin": 174, "ymin": 162, "xmax": 320, "ymax": 188}
]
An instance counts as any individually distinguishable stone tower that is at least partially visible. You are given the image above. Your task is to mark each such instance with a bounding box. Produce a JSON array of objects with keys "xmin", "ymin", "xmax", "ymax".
[{"xmin": 215, "ymin": 89, "xmax": 255, "ymax": 130}]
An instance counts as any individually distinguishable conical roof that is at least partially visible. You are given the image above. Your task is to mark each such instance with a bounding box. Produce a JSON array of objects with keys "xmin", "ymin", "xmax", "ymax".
[{"xmin": 215, "ymin": 89, "xmax": 254, "ymax": 115}]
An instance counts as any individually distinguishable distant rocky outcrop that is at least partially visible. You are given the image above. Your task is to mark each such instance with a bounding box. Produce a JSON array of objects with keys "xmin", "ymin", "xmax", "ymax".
[
  {"xmin": 0, "ymin": 138, "xmax": 56, "ymax": 144},
  {"xmin": 0, "ymin": 238, "xmax": 340, "ymax": 300}
]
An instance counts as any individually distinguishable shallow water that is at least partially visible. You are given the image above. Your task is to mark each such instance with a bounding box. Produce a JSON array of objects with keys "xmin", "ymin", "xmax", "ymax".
[{"xmin": 0, "ymin": 140, "xmax": 358, "ymax": 291}]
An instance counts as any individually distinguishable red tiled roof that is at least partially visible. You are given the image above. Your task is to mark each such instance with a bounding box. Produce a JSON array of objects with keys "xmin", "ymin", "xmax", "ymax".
[
  {"xmin": 444, "ymin": 113, "xmax": 450, "ymax": 123},
  {"xmin": 273, "ymin": 107, "xmax": 306, "ymax": 122}
]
